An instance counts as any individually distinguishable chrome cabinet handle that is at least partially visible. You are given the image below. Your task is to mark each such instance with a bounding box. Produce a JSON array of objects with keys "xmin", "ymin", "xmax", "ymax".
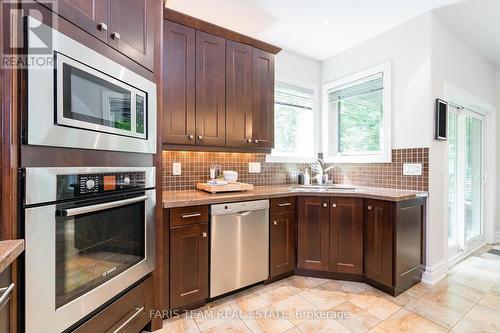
[
  {"xmin": 0, "ymin": 283, "xmax": 14, "ymax": 310},
  {"xmin": 112, "ymin": 32, "xmax": 121, "ymax": 40},
  {"xmin": 59, "ymin": 195, "xmax": 148, "ymax": 217},
  {"xmin": 198, "ymin": 135, "xmax": 203, "ymax": 140},
  {"xmin": 112, "ymin": 306, "xmax": 144, "ymax": 333},
  {"xmin": 273, "ymin": 221, "xmax": 278, "ymax": 226},
  {"xmin": 278, "ymin": 202, "xmax": 291, "ymax": 207},
  {"xmin": 367, "ymin": 206, "xmax": 373, "ymax": 210},
  {"xmin": 247, "ymin": 139, "xmax": 252, "ymax": 143},
  {"xmin": 188, "ymin": 134, "xmax": 194, "ymax": 139},
  {"xmin": 202, "ymin": 232, "xmax": 207, "ymax": 238},
  {"xmin": 323, "ymin": 203, "xmax": 327, "ymax": 207},
  {"xmin": 182, "ymin": 213, "xmax": 201, "ymax": 218},
  {"xmin": 332, "ymin": 203, "xmax": 337, "ymax": 208},
  {"xmin": 98, "ymin": 23, "xmax": 108, "ymax": 31},
  {"xmin": 254, "ymin": 139, "xmax": 259, "ymax": 143}
]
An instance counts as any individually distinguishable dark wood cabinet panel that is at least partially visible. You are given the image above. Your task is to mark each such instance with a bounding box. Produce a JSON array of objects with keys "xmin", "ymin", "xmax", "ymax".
[
  {"xmin": 170, "ymin": 224, "xmax": 209, "ymax": 309},
  {"xmin": 297, "ymin": 197, "xmax": 330, "ymax": 271},
  {"xmin": 37, "ymin": 0, "xmax": 108, "ymax": 42},
  {"xmin": 226, "ymin": 40, "xmax": 253, "ymax": 148},
  {"xmin": 74, "ymin": 276, "xmax": 154, "ymax": 333},
  {"xmin": 270, "ymin": 197, "xmax": 296, "ymax": 213},
  {"xmin": 330, "ymin": 198, "xmax": 363, "ymax": 274},
  {"xmin": 163, "ymin": 20, "xmax": 196, "ymax": 145},
  {"xmin": 252, "ymin": 48, "xmax": 274, "ymax": 148},
  {"xmin": 170, "ymin": 205, "xmax": 209, "ymax": 227},
  {"xmin": 195, "ymin": 31, "xmax": 226, "ymax": 147},
  {"xmin": 365, "ymin": 199, "xmax": 393, "ymax": 287},
  {"xmin": 270, "ymin": 210, "xmax": 296, "ymax": 277},
  {"xmin": 108, "ymin": 0, "xmax": 155, "ymax": 70}
]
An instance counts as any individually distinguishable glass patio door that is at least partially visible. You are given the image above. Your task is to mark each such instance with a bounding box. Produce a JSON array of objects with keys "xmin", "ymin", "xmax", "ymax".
[{"xmin": 448, "ymin": 106, "xmax": 484, "ymax": 259}]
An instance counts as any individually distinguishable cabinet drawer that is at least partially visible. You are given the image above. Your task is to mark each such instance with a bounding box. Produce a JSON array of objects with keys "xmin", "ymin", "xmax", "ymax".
[
  {"xmin": 74, "ymin": 276, "xmax": 153, "ymax": 333},
  {"xmin": 270, "ymin": 197, "xmax": 296, "ymax": 213},
  {"xmin": 170, "ymin": 205, "xmax": 209, "ymax": 227}
]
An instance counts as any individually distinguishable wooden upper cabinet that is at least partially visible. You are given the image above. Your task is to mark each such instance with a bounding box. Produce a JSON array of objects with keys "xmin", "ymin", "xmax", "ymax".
[
  {"xmin": 330, "ymin": 198, "xmax": 364, "ymax": 274},
  {"xmin": 365, "ymin": 199, "xmax": 394, "ymax": 287},
  {"xmin": 51, "ymin": 0, "xmax": 108, "ymax": 42},
  {"xmin": 226, "ymin": 41, "xmax": 253, "ymax": 148},
  {"xmin": 195, "ymin": 31, "xmax": 226, "ymax": 147},
  {"xmin": 108, "ymin": 0, "xmax": 155, "ymax": 70},
  {"xmin": 170, "ymin": 223, "xmax": 209, "ymax": 309},
  {"xmin": 297, "ymin": 197, "xmax": 330, "ymax": 271},
  {"xmin": 163, "ymin": 20, "xmax": 196, "ymax": 145},
  {"xmin": 252, "ymin": 48, "xmax": 275, "ymax": 149}
]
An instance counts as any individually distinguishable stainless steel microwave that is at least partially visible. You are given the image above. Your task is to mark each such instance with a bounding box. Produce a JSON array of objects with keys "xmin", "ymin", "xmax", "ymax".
[{"xmin": 26, "ymin": 16, "xmax": 157, "ymax": 153}]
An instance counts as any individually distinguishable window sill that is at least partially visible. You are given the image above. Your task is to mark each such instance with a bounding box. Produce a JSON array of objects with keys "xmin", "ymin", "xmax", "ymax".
[
  {"xmin": 324, "ymin": 154, "xmax": 391, "ymax": 164},
  {"xmin": 265, "ymin": 155, "xmax": 316, "ymax": 163}
]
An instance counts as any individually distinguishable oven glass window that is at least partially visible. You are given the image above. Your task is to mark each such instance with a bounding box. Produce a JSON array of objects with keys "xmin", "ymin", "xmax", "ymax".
[
  {"xmin": 55, "ymin": 199, "xmax": 145, "ymax": 308},
  {"xmin": 62, "ymin": 63, "xmax": 143, "ymax": 135}
]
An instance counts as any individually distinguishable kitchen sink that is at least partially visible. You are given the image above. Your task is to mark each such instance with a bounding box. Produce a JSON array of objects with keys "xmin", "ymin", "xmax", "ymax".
[{"xmin": 292, "ymin": 184, "xmax": 360, "ymax": 192}]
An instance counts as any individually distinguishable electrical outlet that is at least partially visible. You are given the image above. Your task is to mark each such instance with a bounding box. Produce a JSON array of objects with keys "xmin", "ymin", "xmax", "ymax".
[
  {"xmin": 172, "ymin": 162, "xmax": 182, "ymax": 175},
  {"xmin": 249, "ymin": 162, "xmax": 261, "ymax": 173},
  {"xmin": 403, "ymin": 163, "xmax": 422, "ymax": 176}
]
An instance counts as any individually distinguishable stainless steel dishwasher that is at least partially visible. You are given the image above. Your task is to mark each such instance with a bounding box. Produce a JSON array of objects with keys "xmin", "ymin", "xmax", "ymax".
[{"xmin": 210, "ymin": 200, "xmax": 269, "ymax": 298}]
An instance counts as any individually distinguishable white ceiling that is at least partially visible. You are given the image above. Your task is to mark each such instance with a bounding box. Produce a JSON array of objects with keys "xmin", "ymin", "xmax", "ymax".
[
  {"xmin": 165, "ymin": 0, "xmax": 464, "ymax": 60},
  {"xmin": 435, "ymin": 0, "xmax": 500, "ymax": 66}
]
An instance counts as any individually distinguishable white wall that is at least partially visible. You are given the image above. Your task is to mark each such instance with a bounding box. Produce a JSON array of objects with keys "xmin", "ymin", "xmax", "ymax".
[
  {"xmin": 275, "ymin": 50, "xmax": 321, "ymax": 86},
  {"xmin": 428, "ymin": 14, "xmax": 497, "ymax": 280},
  {"xmin": 321, "ymin": 13, "xmax": 434, "ymax": 150},
  {"xmin": 497, "ymin": 68, "xmax": 500, "ymax": 242}
]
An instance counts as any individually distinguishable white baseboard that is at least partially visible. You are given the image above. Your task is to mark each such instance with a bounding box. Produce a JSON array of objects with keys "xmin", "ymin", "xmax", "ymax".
[{"xmin": 421, "ymin": 260, "xmax": 448, "ymax": 285}]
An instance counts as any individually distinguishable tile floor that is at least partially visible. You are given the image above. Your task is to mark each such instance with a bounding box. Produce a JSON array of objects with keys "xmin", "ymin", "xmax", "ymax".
[{"xmin": 155, "ymin": 245, "xmax": 500, "ymax": 332}]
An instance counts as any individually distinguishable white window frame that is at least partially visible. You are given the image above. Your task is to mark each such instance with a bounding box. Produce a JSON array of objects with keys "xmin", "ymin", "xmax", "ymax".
[
  {"xmin": 321, "ymin": 62, "xmax": 392, "ymax": 163},
  {"xmin": 266, "ymin": 75, "xmax": 320, "ymax": 163}
]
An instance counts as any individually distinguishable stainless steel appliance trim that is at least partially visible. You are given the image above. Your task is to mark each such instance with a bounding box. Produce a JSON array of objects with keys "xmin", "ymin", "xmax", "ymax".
[
  {"xmin": 211, "ymin": 199, "xmax": 269, "ymax": 216},
  {"xmin": 210, "ymin": 200, "xmax": 269, "ymax": 298},
  {"xmin": 0, "ymin": 283, "xmax": 14, "ymax": 310},
  {"xmin": 55, "ymin": 52, "xmax": 147, "ymax": 140},
  {"xmin": 27, "ymin": 16, "xmax": 157, "ymax": 154},
  {"xmin": 25, "ymin": 167, "xmax": 155, "ymax": 205},
  {"xmin": 60, "ymin": 195, "xmax": 148, "ymax": 217},
  {"xmin": 25, "ymin": 188, "xmax": 155, "ymax": 333},
  {"xmin": 112, "ymin": 306, "xmax": 144, "ymax": 333}
]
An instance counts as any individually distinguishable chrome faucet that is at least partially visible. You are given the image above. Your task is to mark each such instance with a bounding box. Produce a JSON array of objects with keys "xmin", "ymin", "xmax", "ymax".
[{"xmin": 308, "ymin": 155, "xmax": 334, "ymax": 185}]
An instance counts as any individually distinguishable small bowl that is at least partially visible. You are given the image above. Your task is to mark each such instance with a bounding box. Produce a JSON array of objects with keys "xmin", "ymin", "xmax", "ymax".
[{"xmin": 223, "ymin": 171, "xmax": 238, "ymax": 182}]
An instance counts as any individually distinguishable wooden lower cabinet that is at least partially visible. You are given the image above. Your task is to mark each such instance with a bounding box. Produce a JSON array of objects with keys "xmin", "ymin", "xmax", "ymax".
[
  {"xmin": 170, "ymin": 223, "xmax": 209, "ymax": 309},
  {"xmin": 364, "ymin": 199, "xmax": 394, "ymax": 287},
  {"xmin": 269, "ymin": 197, "xmax": 296, "ymax": 277},
  {"xmin": 330, "ymin": 198, "xmax": 364, "ymax": 274},
  {"xmin": 74, "ymin": 276, "xmax": 154, "ymax": 333},
  {"xmin": 297, "ymin": 197, "xmax": 330, "ymax": 271}
]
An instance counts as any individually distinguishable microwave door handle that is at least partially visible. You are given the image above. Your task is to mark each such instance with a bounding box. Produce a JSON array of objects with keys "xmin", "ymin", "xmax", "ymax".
[{"xmin": 59, "ymin": 195, "xmax": 148, "ymax": 217}]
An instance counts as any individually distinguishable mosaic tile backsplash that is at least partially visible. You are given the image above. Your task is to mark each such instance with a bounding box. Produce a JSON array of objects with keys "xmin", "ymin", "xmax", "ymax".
[{"xmin": 162, "ymin": 148, "xmax": 429, "ymax": 192}]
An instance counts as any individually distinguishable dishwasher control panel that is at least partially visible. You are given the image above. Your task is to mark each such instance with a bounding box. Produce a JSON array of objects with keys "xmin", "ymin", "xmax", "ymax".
[{"xmin": 211, "ymin": 199, "xmax": 269, "ymax": 215}]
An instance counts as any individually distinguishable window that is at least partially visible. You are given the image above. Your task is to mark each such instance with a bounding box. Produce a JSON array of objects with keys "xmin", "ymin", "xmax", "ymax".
[
  {"xmin": 322, "ymin": 63, "xmax": 391, "ymax": 163},
  {"xmin": 267, "ymin": 79, "xmax": 317, "ymax": 162}
]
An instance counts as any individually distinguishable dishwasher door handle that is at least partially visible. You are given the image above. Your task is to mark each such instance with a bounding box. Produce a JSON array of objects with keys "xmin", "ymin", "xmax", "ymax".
[{"xmin": 235, "ymin": 210, "xmax": 252, "ymax": 216}]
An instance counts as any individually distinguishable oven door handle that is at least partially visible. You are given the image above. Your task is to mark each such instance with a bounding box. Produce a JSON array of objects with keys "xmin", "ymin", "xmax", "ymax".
[{"xmin": 58, "ymin": 195, "xmax": 148, "ymax": 217}]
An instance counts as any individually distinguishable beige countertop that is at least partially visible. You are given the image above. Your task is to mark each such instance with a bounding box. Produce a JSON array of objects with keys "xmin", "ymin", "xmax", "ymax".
[
  {"xmin": 0, "ymin": 239, "xmax": 24, "ymax": 273},
  {"xmin": 163, "ymin": 186, "xmax": 428, "ymax": 208}
]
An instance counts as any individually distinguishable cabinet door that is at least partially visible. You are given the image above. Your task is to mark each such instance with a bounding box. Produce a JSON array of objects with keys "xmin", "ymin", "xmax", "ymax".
[
  {"xmin": 270, "ymin": 210, "xmax": 295, "ymax": 277},
  {"xmin": 108, "ymin": 0, "xmax": 154, "ymax": 70},
  {"xmin": 330, "ymin": 198, "xmax": 363, "ymax": 274},
  {"xmin": 37, "ymin": 0, "xmax": 108, "ymax": 42},
  {"xmin": 252, "ymin": 48, "xmax": 274, "ymax": 148},
  {"xmin": 365, "ymin": 200, "xmax": 394, "ymax": 287},
  {"xmin": 170, "ymin": 224, "xmax": 209, "ymax": 309},
  {"xmin": 195, "ymin": 31, "xmax": 226, "ymax": 147},
  {"xmin": 297, "ymin": 197, "xmax": 330, "ymax": 271},
  {"xmin": 163, "ymin": 20, "xmax": 196, "ymax": 145},
  {"xmin": 226, "ymin": 41, "xmax": 253, "ymax": 148}
]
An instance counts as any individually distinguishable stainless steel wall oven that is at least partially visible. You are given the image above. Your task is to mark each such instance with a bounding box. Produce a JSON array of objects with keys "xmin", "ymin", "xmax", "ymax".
[{"xmin": 23, "ymin": 167, "xmax": 155, "ymax": 333}]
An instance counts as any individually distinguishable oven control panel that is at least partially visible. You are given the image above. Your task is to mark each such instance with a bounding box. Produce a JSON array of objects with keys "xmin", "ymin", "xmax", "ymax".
[{"xmin": 57, "ymin": 171, "xmax": 146, "ymax": 200}]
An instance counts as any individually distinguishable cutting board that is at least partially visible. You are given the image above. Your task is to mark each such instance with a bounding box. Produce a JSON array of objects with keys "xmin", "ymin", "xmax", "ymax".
[{"xmin": 196, "ymin": 182, "xmax": 254, "ymax": 193}]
